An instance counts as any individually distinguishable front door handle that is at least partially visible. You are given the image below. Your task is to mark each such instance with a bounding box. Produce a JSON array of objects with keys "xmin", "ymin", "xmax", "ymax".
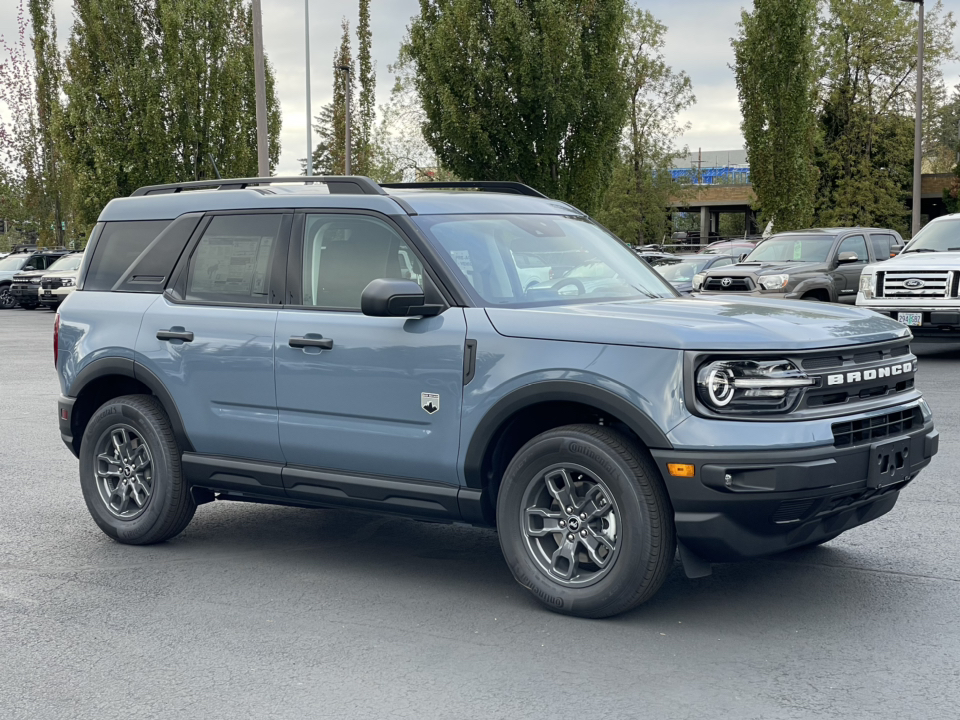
[
  {"xmin": 289, "ymin": 335, "xmax": 333, "ymax": 350},
  {"xmin": 157, "ymin": 329, "xmax": 194, "ymax": 342}
]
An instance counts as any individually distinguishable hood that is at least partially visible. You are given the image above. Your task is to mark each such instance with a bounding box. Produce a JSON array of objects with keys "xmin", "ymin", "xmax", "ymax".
[
  {"xmin": 869, "ymin": 250, "xmax": 960, "ymax": 270},
  {"xmin": 485, "ymin": 296, "xmax": 910, "ymax": 351},
  {"xmin": 41, "ymin": 268, "xmax": 79, "ymax": 278},
  {"xmin": 13, "ymin": 270, "xmax": 45, "ymax": 280},
  {"xmin": 706, "ymin": 261, "xmax": 822, "ymax": 277}
]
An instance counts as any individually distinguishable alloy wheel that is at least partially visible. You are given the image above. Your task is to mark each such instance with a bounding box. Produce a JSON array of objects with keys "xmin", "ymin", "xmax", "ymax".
[
  {"xmin": 93, "ymin": 425, "xmax": 155, "ymax": 519},
  {"xmin": 520, "ymin": 463, "xmax": 622, "ymax": 587}
]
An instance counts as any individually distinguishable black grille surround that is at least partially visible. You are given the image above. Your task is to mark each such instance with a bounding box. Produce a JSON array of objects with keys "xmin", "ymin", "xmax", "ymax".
[
  {"xmin": 704, "ymin": 276, "xmax": 754, "ymax": 292},
  {"xmin": 41, "ymin": 277, "xmax": 64, "ymax": 290},
  {"xmin": 683, "ymin": 338, "xmax": 919, "ymax": 421}
]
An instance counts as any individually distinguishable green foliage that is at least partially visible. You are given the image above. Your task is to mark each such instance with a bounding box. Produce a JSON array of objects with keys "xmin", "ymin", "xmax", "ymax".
[
  {"xmin": 61, "ymin": 0, "xmax": 282, "ymax": 225},
  {"xmin": 328, "ymin": 19, "xmax": 354, "ymax": 175},
  {"xmin": 407, "ymin": 0, "xmax": 629, "ymax": 214},
  {"xmin": 596, "ymin": 8, "xmax": 694, "ymax": 244},
  {"xmin": 815, "ymin": 0, "xmax": 956, "ymax": 236},
  {"xmin": 355, "ymin": 0, "xmax": 376, "ymax": 176},
  {"xmin": 733, "ymin": 0, "xmax": 819, "ymax": 232}
]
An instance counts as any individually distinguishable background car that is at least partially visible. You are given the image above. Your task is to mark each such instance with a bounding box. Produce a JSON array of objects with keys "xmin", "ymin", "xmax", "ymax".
[
  {"xmin": 645, "ymin": 253, "xmax": 737, "ymax": 294},
  {"xmin": 39, "ymin": 252, "xmax": 84, "ymax": 310},
  {"xmin": 698, "ymin": 239, "xmax": 758, "ymax": 257},
  {"xmin": 0, "ymin": 248, "xmax": 72, "ymax": 309}
]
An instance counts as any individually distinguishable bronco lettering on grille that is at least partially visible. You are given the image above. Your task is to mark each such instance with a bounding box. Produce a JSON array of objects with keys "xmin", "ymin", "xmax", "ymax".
[{"xmin": 826, "ymin": 361, "xmax": 915, "ymax": 386}]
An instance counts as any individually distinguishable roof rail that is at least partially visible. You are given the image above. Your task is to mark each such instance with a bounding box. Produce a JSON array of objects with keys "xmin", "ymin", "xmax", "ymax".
[
  {"xmin": 380, "ymin": 181, "xmax": 547, "ymax": 198},
  {"xmin": 131, "ymin": 176, "xmax": 387, "ymax": 197}
]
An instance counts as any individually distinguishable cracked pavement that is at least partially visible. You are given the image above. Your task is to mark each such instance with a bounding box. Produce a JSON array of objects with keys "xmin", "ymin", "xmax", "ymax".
[{"xmin": 1, "ymin": 309, "xmax": 958, "ymax": 719}]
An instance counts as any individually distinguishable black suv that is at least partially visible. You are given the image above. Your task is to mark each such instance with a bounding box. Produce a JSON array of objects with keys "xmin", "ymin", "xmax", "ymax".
[{"xmin": 1, "ymin": 248, "xmax": 72, "ymax": 309}]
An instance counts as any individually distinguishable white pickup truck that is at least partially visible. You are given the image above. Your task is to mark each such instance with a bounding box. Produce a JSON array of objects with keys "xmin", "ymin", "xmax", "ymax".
[{"xmin": 857, "ymin": 214, "xmax": 960, "ymax": 342}]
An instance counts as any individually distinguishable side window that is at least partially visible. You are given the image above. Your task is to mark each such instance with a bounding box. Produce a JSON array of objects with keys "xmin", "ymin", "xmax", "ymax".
[
  {"xmin": 301, "ymin": 214, "xmax": 424, "ymax": 310},
  {"xmin": 869, "ymin": 234, "xmax": 892, "ymax": 261},
  {"xmin": 184, "ymin": 214, "xmax": 282, "ymax": 303},
  {"xmin": 711, "ymin": 257, "xmax": 734, "ymax": 268},
  {"xmin": 84, "ymin": 221, "xmax": 172, "ymax": 291},
  {"xmin": 838, "ymin": 235, "xmax": 868, "ymax": 263}
]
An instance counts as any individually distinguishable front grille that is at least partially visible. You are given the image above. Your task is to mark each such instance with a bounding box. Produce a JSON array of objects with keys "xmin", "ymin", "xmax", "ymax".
[
  {"xmin": 704, "ymin": 277, "xmax": 753, "ymax": 291},
  {"xmin": 831, "ymin": 407, "xmax": 923, "ymax": 447},
  {"xmin": 41, "ymin": 277, "xmax": 63, "ymax": 290},
  {"xmin": 12, "ymin": 277, "xmax": 31, "ymax": 284},
  {"xmin": 881, "ymin": 270, "xmax": 953, "ymax": 298},
  {"xmin": 800, "ymin": 341, "xmax": 910, "ymax": 373}
]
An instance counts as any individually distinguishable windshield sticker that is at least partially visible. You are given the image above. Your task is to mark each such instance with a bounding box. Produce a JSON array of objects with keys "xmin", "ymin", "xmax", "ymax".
[{"xmin": 793, "ymin": 242, "xmax": 802, "ymax": 260}]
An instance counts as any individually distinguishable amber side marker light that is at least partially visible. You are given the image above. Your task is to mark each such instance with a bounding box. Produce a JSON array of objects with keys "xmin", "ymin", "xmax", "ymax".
[{"xmin": 667, "ymin": 463, "xmax": 695, "ymax": 478}]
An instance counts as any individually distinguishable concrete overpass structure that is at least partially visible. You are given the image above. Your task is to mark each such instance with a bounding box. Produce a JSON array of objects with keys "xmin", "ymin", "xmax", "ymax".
[{"xmin": 669, "ymin": 173, "xmax": 955, "ymax": 240}]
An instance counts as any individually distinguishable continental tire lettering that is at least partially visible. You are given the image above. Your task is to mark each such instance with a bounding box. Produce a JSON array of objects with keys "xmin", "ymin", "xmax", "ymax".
[
  {"xmin": 568, "ymin": 442, "xmax": 617, "ymax": 476},
  {"xmin": 514, "ymin": 570, "xmax": 564, "ymax": 608}
]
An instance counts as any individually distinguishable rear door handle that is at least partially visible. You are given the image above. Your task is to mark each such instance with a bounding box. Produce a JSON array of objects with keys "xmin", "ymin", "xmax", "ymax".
[
  {"xmin": 289, "ymin": 335, "xmax": 333, "ymax": 350},
  {"xmin": 157, "ymin": 329, "xmax": 194, "ymax": 342}
]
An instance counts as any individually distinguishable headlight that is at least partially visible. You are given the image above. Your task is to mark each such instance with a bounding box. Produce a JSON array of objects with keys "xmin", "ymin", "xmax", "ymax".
[
  {"xmin": 692, "ymin": 273, "xmax": 706, "ymax": 291},
  {"xmin": 757, "ymin": 274, "xmax": 789, "ymax": 291},
  {"xmin": 859, "ymin": 273, "xmax": 875, "ymax": 299},
  {"xmin": 695, "ymin": 359, "xmax": 815, "ymax": 414},
  {"xmin": 61, "ymin": 278, "xmax": 75, "ymax": 287}
]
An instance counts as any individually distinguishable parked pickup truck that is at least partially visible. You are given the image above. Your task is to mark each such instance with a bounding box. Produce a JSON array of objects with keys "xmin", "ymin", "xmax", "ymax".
[
  {"xmin": 857, "ymin": 214, "xmax": 960, "ymax": 341},
  {"xmin": 694, "ymin": 228, "xmax": 904, "ymax": 303}
]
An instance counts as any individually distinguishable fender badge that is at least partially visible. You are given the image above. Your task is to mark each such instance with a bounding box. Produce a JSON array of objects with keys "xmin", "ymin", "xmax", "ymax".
[{"xmin": 421, "ymin": 392, "xmax": 440, "ymax": 414}]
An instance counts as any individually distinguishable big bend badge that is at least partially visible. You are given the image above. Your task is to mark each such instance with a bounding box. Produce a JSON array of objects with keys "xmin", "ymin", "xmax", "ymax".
[{"xmin": 421, "ymin": 392, "xmax": 440, "ymax": 415}]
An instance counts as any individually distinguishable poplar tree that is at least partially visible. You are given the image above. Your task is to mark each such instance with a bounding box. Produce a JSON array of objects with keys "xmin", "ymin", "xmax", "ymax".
[
  {"xmin": 330, "ymin": 20, "xmax": 354, "ymax": 175},
  {"xmin": 733, "ymin": 0, "xmax": 819, "ymax": 231},
  {"xmin": 355, "ymin": 0, "xmax": 376, "ymax": 176},
  {"xmin": 407, "ymin": 0, "xmax": 629, "ymax": 213}
]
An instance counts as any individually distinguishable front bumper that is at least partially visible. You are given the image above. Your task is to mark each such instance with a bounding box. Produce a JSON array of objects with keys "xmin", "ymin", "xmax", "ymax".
[
  {"xmin": 859, "ymin": 305, "xmax": 960, "ymax": 342},
  {"xmin": 39, "ymin": 286, "xmax": 73, "ymax": 306},
  {"xmin": 10, "ymin": 284, "xmax": 40, "ymax": 302},
  {"xmin": 651, "ymin": 418, "xmax": 938, "ymax": 562}
]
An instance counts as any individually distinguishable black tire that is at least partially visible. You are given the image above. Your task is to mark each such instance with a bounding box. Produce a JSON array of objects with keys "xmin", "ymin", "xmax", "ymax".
[
  {"xmin": 0, "ymin": 284, "xmax": 17, "ymax": 309},
  {"xmin": 497, "ymin": 424, "xmax": 675, "ymax": 618},
  {"xmin": 79, "ymin": 394, "xmax": 196, "ymax": 545}
]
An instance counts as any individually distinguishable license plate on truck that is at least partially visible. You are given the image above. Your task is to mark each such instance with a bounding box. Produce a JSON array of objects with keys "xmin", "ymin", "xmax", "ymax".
[{"xmin": 897, "ymin": 312, "xmax": 922, "ymax": 327}]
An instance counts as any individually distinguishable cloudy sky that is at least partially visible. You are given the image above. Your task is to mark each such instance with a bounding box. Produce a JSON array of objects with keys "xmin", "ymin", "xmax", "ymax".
[{"xmin": 2, "ymin": 1, "xmax": 959, "ymax": 175}]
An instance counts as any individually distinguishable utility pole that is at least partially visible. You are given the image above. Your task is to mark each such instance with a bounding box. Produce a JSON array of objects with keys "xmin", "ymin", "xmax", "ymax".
[
  {"xmin": 252, "ymin": 0, "xmax": 269, "ymax": 177},
  {"xmin": 304, "ymin": 0, "xmax": 312, "ymax": 177},
  {"xmin": 902, "ymin": 0, "xmax": 924, "ymax": 237},
  {"xmin": 337, "ymin": 64, "xmax": 352, "ymax": 175}
]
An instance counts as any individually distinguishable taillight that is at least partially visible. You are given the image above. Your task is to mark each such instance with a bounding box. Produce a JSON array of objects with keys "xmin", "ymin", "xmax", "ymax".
[{"xmin": 53, "ymin": 313, "xmax": 60, "ymax": 367}]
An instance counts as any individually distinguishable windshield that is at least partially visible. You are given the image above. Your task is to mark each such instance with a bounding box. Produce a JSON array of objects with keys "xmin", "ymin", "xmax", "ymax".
[
  {"xmin": 45, "ymin": 254, "xmax": 83, "ymax": 272},
  {"xmin": 413, "ymin": 214, "xmax": 676, "ymax": 307},
  {"xmin": 0, "ymin": 255, "xmax": 29, "ymax": 272},
  {"xmin": 903, "ymin": 219, "xmax": 960, "ymax": 253},
  {"xmin": 745, "ymin": 235, "xmax": 835, "ymax": 263},
  {"xmin": 646, "ymin": 256, "xmax": 709, "ymax": 282}
]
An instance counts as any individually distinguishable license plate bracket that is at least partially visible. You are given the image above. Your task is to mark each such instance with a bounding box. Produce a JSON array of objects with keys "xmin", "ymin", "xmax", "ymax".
[
  {"xmin": 897, "ymin": 312, "xmax": 922, "ymax": 327},
  {"xmin": 867, "ymin": 436, "xmax": 912, "ymax": 489}
]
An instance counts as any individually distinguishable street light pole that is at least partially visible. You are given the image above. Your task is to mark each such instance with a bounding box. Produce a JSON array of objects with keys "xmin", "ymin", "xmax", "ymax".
[
  {"xmin": 903, "ymin": 0, "xmax": 924, "ymax": 237},
  {"xmin": 337, "ymin": 64, "xmax": 352, "ymax": 175},
  {"xmin": 252, "ymin": 0, "xmax": 269, "ymax": 177},
  {"xmin": 304, "ymin": 0, "xmax": 312, "ymax": 177}
]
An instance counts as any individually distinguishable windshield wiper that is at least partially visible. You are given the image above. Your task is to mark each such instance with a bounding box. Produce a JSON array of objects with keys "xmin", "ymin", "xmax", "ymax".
[{"xmin": 902, "ymin": 248, "xmax": 938, "ymax": 254}]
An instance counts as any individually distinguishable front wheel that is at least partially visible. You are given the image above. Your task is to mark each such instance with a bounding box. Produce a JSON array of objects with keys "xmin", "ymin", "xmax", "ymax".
[
  {"xmin": 497, "ymin": 425, "xmax": 675, "ymax": 618},
  {"xmin": 0, "ymin": 285, "xmax": 17, "ymax": 309},
  {"xmin": 79, "ymin": 395, "xmax": 196, "ymax": 545}
]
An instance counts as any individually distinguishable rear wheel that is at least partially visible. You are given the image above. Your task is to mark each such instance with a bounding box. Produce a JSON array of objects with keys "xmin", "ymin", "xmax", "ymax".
[
  {"xmin": 79, "ymin": 395, "xmax": 196, "ymax": 545},
  {"xmin": 497, "ymin": 424, "xmax": 675, "ymax": 618}
]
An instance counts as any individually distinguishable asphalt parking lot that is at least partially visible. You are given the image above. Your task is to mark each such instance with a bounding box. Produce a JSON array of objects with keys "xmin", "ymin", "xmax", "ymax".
[{"xmin": 1, "ymin": 308, "xmax": 958, "ymax": 720}]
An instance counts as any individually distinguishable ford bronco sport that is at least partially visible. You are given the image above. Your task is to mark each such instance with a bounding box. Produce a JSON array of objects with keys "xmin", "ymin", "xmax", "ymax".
[{"xmin": 55, "ymin": 177, "xmax": 939, "ymax": 618}]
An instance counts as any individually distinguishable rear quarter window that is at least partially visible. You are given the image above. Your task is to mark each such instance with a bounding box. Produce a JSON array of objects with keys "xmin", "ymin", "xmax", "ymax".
[{"xmin": 83, "ymin": 220, "xmax": 171, "ymax": 292}]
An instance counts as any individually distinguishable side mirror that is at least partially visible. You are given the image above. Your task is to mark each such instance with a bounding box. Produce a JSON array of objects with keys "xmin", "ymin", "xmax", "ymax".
[
  {"xmin": 738, "ymin": 253, "xmax": 748, "ymax": 263},
  {"xmin": 360, "ymin": 278, "xmax": 441, "ymax": 317},
  {"xmin": 837, "ymin": 252, "xmax": 859, "ymax": 264},
  {"xmin": 23, "ymin": 265, "xmax": 35, "ymax": 271}
]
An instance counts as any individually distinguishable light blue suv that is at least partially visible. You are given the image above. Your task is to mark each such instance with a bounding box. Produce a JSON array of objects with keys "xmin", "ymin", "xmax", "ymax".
[{"xmin": 55, "ymin": 177, "xmax": 939, "ymax": 617}]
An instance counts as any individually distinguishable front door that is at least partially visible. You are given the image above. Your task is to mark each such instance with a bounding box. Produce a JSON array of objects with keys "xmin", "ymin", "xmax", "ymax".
[
  {"xmin": 834, "ymin": 234, "xmax": 869, "ymax": 303},
  {"xmin": 274, "ymin": 212, "xmax": 466, "ymax": 493},
  {"xmin": 136, "ymin": 213, "xmax": 290, "ymax": 467}
]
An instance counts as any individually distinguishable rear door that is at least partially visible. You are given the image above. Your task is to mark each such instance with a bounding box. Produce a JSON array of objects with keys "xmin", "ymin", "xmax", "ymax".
[
  {"xmin": 274, "ymin": 211, "xmax": 466, "ymax": 496},
  {"xmin": 136, "ymin": 212, "xmax": 291, "ymax": 474}
]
